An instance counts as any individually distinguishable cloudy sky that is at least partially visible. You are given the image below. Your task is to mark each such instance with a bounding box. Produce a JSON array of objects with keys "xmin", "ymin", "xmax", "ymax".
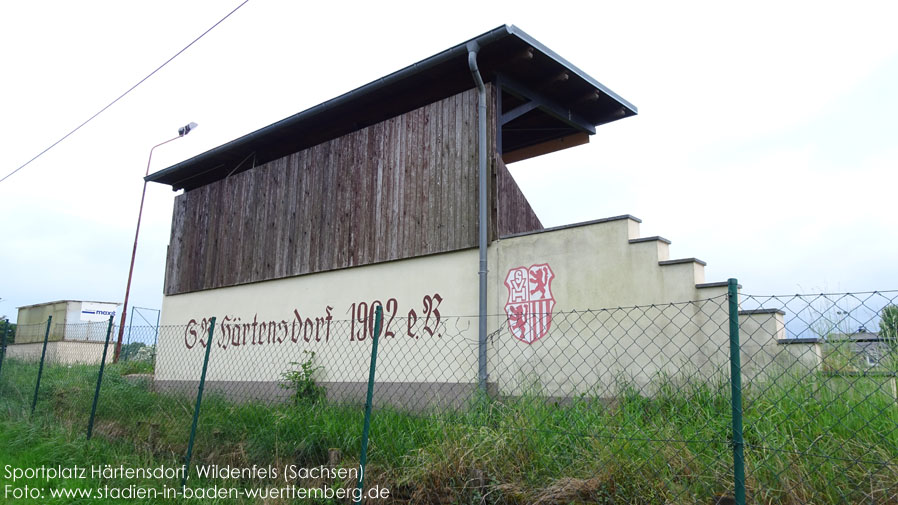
[{"xmin": 1, "ymin": 1, "xmax": 896, "ymax": 322}]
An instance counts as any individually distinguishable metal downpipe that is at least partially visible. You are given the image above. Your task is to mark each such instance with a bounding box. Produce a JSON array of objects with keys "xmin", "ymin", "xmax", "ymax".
[{"xmin": 468, "ymin": 45, "xmax": 488, "ymax": 392}]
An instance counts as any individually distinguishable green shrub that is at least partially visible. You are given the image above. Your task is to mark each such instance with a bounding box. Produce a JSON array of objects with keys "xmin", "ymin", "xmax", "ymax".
[{"xmin": 280, "ymin": 350, "xmax": 325, "ymax": 404}]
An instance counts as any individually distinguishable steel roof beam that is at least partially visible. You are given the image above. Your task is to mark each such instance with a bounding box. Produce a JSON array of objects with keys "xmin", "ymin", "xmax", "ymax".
[{"xmin": 496, "ymin": 74, "xmax": 596, "ymax": 135}]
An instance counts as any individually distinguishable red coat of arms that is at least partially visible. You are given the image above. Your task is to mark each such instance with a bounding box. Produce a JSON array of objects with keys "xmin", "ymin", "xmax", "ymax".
[{"xmin": 504, "ymin": 263, "xmax": 555, "ymax": 344}]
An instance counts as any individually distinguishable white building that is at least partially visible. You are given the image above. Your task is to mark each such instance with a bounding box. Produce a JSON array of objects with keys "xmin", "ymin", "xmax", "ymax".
[{"xmin": 7, "ymin": 300, "xmax": 120, "ymax": 364}]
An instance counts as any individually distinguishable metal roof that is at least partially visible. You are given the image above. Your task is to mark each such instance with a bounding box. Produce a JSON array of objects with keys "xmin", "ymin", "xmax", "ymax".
[
  {"xmin": 16, "ymin": 300, "xmax": 121, "ymax": 309},
  {"xmin": 147, "ymin": 25, "xmax": 637, "ymax": 191}
]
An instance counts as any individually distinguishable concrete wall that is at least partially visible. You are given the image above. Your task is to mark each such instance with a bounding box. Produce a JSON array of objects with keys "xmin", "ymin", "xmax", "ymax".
[
  {"xmin": 4, "ymin": 340, "xmax": 115, "ymax": 365},
  {"xmin": 154, "ymin": 215, "xmax": 808, "ymax": 404},
  {"xmin": 486, "ymin": 216, "xmax": 724, "ymax": 396},
  {"xmin": 59, "ymin": 321, "xmax": 114, "ymax": 342},
  {"xmin": 737, "ymin": 310, "xmax": 821, "ymax": 383},
  {"xmin": 156, "ymin": 247, "xmax": 481, "ymax": 396},
  {"xmin": 15, "ymin": 302, "xmax": 69, "ymax": 343}
]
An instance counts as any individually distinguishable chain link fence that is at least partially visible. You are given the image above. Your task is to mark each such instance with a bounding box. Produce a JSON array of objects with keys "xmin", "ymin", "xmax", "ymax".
[
  {"xmin": 738, "ymin": 292, "xmax": 898, "ymax": 504},
  {"xmin": 0, "ymin": 288, "xmax": 895, "ymax": 504}
]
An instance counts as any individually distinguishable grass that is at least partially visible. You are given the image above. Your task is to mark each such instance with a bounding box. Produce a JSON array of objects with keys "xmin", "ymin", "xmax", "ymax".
[
  {"xmin": 0, "ymin": 417, "xmax": 189, "ymax": 504},
  {"xmin": 0, "ymin": 358, "xmax": 896, "ymax": 504}
]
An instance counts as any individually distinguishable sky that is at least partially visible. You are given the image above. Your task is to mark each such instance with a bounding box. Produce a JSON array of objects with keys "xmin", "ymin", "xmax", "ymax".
[{"xmin": 1, "ymin": 1, "xmax": 897, "ymax": 323}]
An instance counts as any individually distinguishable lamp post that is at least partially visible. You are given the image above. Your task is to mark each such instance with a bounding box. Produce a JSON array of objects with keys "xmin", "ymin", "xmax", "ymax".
[{"xmin": 115, "ymin": 122, "xmax": 198, "ymax": 362}]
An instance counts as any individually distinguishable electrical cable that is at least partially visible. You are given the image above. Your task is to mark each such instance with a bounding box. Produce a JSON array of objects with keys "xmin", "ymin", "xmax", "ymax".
[{"xmin": 0, "ymin": 0, "xmax": 251, "ymax": 184}]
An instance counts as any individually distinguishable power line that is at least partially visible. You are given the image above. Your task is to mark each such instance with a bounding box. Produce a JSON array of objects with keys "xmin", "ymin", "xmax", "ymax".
[{"xmin": 0, "ymin": 0, "xmax": 251, "ymax": 185}]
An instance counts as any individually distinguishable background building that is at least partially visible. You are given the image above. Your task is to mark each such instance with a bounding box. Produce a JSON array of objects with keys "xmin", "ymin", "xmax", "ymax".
[{"xmin": 6, "ymin": 299, "xmax": 119, "ymax": 364}]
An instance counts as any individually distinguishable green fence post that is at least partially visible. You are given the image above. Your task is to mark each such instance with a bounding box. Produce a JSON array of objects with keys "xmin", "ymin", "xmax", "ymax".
[
  {"xmin": 30, "ymin": 316, "xmax": 53, "ymax": 416},
  {"xmin": 0, "ymin": 324, "xmax": 8, "ymax": 381},
  {"xmin": 355, "ymin": 306, "xmax": 383, "ymax": 504},
  {"xmin": 181, "ymin": 317, "xmax": 216, "ymax": 489},
  {"xmin": 87, "ymin": 316, "xmax": 115, "ymax": 440},
  {"xmin": 727, "ymin": 278, "xmax": 746, "ymax": 505}
]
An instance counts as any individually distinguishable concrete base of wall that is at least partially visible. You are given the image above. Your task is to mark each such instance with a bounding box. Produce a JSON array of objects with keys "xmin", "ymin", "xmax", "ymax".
[
  {"xmin": 3, "ymin": 341, "xmax": 113, "ymax": 365},
  {"xmin": 153, "ymin": 380, "xmax": 488, "ymax": 410}
]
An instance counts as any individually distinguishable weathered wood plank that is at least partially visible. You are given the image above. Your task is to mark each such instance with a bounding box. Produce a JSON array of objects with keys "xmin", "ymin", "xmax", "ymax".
[
  {"xmin": 461, "ymin": 89, "xmax": 474, "ymax": 246},
  {"xmin": 202, "ymin": 181, "xmax": 220, "ymax": 289},
  {"xmin": 363, "ymin": 126, "xmax": 378, "ymax": 265},
  {"xmin": 318, "ymin": 141, "xmax": 336, "ymax": 272},
  {"xmin": 411, "ymin": 105, "xmax": 425, "ymax": 255},
  {"xmin": 426, "ymin": 99, "xmax": 440, "ymax": 253},
  {"xmin": 307, "ymin": 143, "xmax": 323, "ymax": 273},
  {"xmin": 456, "ymin": 91, "xmax": 466, "ymax": 242},
  {"xmin": 496, "ymin": 157, "xmax": 543, "ymax": 237},
  {"xmin": 192, "ymin": 186, "xmax": 210, "ymax": 292},
  {"xmin": 491, "ymin": 84, "xmax": 500, "ymax": 242},
  {"xmin": 273, "ymin": 156, "xmax": 290, "ymax": 278},
  {"xmin": 180, "ymin": 191, "xmax": 194, "ymax": 293},
  {"xmin": 436, "ymin": 96, "xmax": 448, "ymax": 252},
  {"xmin": 386, "ymin": 115, "xmax": 401, "ymax": 261},
  {"xmin": 267, "ymin": 160, "xmax": 282, "ymax": 277},
  {"xmin": 371, "ymin": 121, "xmax": 386, "ymax": 261},
  {"xmin": 238, "ymin": 169, "xmax": 255, "ymax": 285},
  {"xmin": 227, "ymin": 173, "xmax": 245, "ymax": 287},
  {"xmin": 215, "ymin": 177, "xmax": 229, "ymax": 288},
  {"xmin": 164, "ymin": 86, "xmax": 507, "ymax": 295},
  {"xmin": 293, "ymin": 149, "xmax": 314, "ymax": 273},
  {"xmin": 250, "ymin": 164, "xmax": 268, "ymax": 283},
  {"xmin": 391, "ymin": 114, "xmax": 404, "ymax": 261},
  {"xmin": 335, "ymin": 134, "xmax": 350, "ymax": 269},
  {"xmin": 164, "ymin": 195, "xmax": 186, "ymax": 295},
  {"xmin": 400, "ymin": 111, "xmax": 413, "ymax": 259},
  {"xmin": 444, "ymin": 94, "xmax": 455, "ymax": 251}
]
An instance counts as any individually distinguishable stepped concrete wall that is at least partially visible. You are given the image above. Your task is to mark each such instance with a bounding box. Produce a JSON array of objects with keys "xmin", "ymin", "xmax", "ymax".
[{"xmin": 154, "ymin": 215, "xmax": 793, "ymax": 403}]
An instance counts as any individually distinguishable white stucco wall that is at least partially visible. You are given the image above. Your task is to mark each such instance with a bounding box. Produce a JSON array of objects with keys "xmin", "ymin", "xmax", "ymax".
[
  {"xmin": 157, "ymin": 248, "xmax": 480, "ymax": 386},
  {"xmin": 154, "ymin": 216, "xmax": 802, "ymax": 400},
  {"xmin": 4, "ymin": 341, "xmax": 115, "ymax": 365},
  {"xmin": 486, "ymin": 217, "xmax": 725, "ymax": 396}
]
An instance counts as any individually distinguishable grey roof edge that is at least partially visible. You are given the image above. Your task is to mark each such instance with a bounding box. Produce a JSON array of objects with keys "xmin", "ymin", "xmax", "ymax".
[
  {"xmin": 696, "ymin": 281, "xmax": 741, "ymax": 289},
  {"xmin": 508, "ymin": 25, "xmax": 638, "ymax": 114},
  {"xmin": 146, "ymin": 24, "xmax": 637, "ymax": 186},
  {"xmin": 826, "ymin": 333, "xmax": 884, "ymax": 343},
  {"xmin": 147, "ymin": 26, "xmax": 510, "ymax": 185},
  {"xmin": 629, "ymin": 236, "xmax": 671, "ymax": 245},
  {"xmin": 16, "ymin": 300, "xmax": 122, "ymax": 310},
  {"xmin": 146, "ymin": 26, "xmax": 512, "ymax": 185},
  {"xmin": 659, "ymin": 258, "xmax": 707, "ymax": 267},
  {"xmin": 777, "ymin": 338, "xmax": 820, "ymax": 344},
  {"xmin": 739, "ymin": 308, "xmax": 786, "ymax": 315},
  {"xmin": 499, "ymin": 214, "xmax": 641, "ymax": 240}
]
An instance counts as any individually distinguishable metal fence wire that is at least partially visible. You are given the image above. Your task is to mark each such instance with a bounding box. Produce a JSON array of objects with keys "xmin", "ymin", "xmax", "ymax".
[
  {"xmin": 0, "ymin": 288, "xmax": 896, "ymax": 504},
  {"xmin": 738, "ymin": 291, "xmax": 898, "ymax": 505}
]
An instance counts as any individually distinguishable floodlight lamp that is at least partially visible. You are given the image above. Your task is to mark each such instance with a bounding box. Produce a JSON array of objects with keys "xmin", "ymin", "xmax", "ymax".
[{"xmin": 178, "ymin": 122, "xmax": 199, "ymax": 137}]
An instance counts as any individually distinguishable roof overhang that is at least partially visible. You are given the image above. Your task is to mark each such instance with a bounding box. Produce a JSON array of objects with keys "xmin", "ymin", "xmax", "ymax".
[
  {"xmin": 147, "ymin": 25, "xmax": 637, "ymax": 191},
  {"xmin": 17, "ymin": 300, "xmax": 121, "ymax": 309}
]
